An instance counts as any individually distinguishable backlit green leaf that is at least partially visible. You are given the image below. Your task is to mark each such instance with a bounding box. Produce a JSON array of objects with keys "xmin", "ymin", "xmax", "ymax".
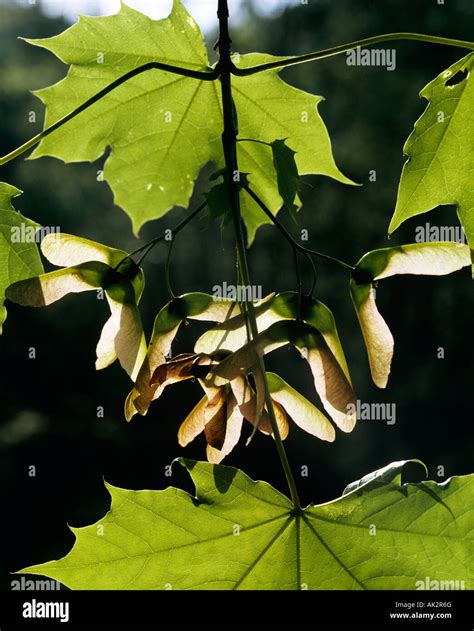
[
  {"xmin": 17, "ymin": 459, "xmax": 473, "ymax": 590},
  {"xmin": 26, "ymin": 1, "xmax": 353, "ymax": 242},
  {"xmin": 0, "ymin": 182, "xmax": 44, "ymax": 333},
  {"xmin": 388, "ymin": 54, "xmax": 474, "ymax": 271}
]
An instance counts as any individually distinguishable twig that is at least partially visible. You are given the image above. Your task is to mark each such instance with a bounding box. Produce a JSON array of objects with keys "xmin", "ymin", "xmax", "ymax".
[
  {"xmin": 115, "ymin": 201, "xmax": 206, "ymax": 270},
  {"xmin": 232, "ymin": 33, "xmax": 474, "ymax": 76},
  {"xmin": 242, "ymin": 183, "xmax": 354, "ymax": 271}
]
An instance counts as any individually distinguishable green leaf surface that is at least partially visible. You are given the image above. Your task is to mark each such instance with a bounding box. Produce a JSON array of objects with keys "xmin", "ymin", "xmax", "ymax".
[
  {"xmin": 0, "ymin": 182, "xmax": 44, "ymax": 333},
  {"xmin": 388, "ymin": 53, "xmax": 474, "ymax": 270},
  {"xmin": 26, "ymin": 1, "xmax": 352, "ymax": 241},
  {"xmin": 17, "ymin": 459, "xmax": 473, "ymax": 590}
]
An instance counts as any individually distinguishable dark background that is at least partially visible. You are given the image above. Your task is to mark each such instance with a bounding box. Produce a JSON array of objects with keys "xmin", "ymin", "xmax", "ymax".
[{"xmin": 0, "ymin": 0, "xmax": 472, "ymax": 589}]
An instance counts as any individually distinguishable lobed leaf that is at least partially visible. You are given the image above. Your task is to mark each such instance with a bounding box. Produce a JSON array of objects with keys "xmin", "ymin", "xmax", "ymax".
[
  {"xmin": 0, "ymin": 183, "xmax": 44, "ymax": 333},
  {"xmin": 26, "ymin": 1, "xmax": 353, "ymax": 242},
  {"xmin": 17, "ymin": 459, "xmax": 474, "ymax": 590},
  {"xmin": 388, "ymin": 53, "xmax": 474, "ymax": 272}
]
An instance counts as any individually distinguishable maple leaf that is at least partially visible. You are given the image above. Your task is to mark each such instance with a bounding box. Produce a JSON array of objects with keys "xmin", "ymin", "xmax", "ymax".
[
  {"xmin": 26, "ymin": 1, "xmax": 353, "ymax": 242},
  {"xmin": 17, "ymin": 460, "xmax": 474, "ymax": 590},
  {"xmin": 389, "ymin": 53, "xmax": 474, "ymax": 272},
  {"xmin": 0, "ymin": 182, "xmax": 43, "ymax": 333}
]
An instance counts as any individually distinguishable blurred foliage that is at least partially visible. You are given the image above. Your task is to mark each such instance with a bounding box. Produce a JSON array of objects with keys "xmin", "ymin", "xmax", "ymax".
[{"xmin": 0, "ymin": 0, "xmax": 472, "ymax": 587}]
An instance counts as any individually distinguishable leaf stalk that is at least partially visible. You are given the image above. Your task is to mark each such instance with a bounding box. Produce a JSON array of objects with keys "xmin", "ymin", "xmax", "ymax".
[
  {"xmin": 0, "ymin": 63, "xmax": 217, "ymax": 166},
  {"xmin": 2, "ymin": 30, "xmax": 470, "ymax": 168},
  {"xmin": 232, "ymin": 32, "xmax": 474, "ymax": 76},
  {"xmin": 115, "ymin": 201, "xmax": 206, "ymax": 270},
  {"xmin": 243, "ymin": 183, "xmax": 354, "ymax": 272}
]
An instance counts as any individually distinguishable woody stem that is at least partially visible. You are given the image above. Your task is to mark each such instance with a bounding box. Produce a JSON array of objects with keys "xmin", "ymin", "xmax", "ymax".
[{"xmin": 217, "ymin": 0, "xmax": 301, "ymax": 511}]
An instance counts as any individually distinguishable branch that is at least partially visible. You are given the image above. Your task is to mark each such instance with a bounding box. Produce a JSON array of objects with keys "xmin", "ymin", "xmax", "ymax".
[
  {"xmin": 232, "ymin": 33, "xmax": 474, "ymax": 76},
  {"xmin": 164, "ymin": 237, "xmax": 176, "ymax": 299},
  {"xmin": 305, "ymin": 252, "xmax": 317, "ymax": 296},
  {"xmin": 0, "ymin": 62, "xmax": 218, "ymax": 166},
  {"xmin": 217, "ymin": 0, "xmax": 302, "ymax": 511},
  {"xmin": 294, "ymin": 248, "xmax": 303, "ymax": 320},
  {"xmin": 242, "ymin": 184, "xmax": 354, "ymax": 271},
  {"xmin": 115, "ymin": 200, "xmax": 206, "ymax": 270}
]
